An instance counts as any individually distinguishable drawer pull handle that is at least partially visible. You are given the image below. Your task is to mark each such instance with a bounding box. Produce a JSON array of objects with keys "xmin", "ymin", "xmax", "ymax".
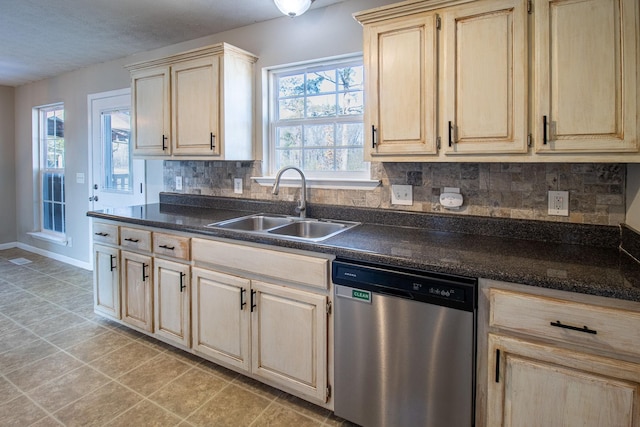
[
  {"xmin": 95, "ymin": 232, "xmax": 109, "ymax": 237},
  {"xmin": 371, "ymin": 125, "xmax": 377, "ymax": 149},
  {"xmin": 124, "ymin": 238, "xmax": 140, "ymax": 243},
  {"xmin": 179, "ymin": 272, "xmax": 186, "ymax": 292},
  {"xmin": 158, "ymin": 244, "xmax": 175, "ymax": 250},
  {"xmin": 550, "ymin": 320, "xmax": 597, "ymax": 335},
  {"xmin": 142, "ymin": 263, "xmax": 149, "ymax": 282},
  {"xmin": 240, "ymin": 288, "xmax": 246, "ymax": 310},
  {"xmin": 250, "ymin": 290, "xmax": 257, "ymax": 312}
]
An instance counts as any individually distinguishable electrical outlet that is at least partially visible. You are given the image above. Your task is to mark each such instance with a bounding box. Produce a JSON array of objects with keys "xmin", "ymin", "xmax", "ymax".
[
  {"xmin": 391, "ymin": 185, "xmax": 413, "ymax": 206},
  {"xmin": 175, "ymin": 176, "xmax": 182, "ymax": 191},
  {"xmin": 548, "ymin": 190, "xmax": 569, "ymax": 216},
  {"xmin": 234, "ymin": 178, "xmax": 243, "ymax": 194}
]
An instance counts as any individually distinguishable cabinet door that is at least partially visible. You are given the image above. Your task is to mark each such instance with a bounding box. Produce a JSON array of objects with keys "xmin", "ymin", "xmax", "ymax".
[
  {"xmin": 154, "ymin": 259, "xmax": 190, "ymax": 348},
  {"xmin": 251, "ymin": 280, "xmax": 328, "ymax": 403},
  {"xmin": 131, "ymin": 66, "xmax": 171, "ymax": 156},
  {"xmin": 171, "ymin": 56, "xmax": 220, "ymax": 156},
  {"xmin": 488, "ymin": 333, "xmax": 640, "ymax": 426},
  {"xmin": 120, "ymin": 250, "xmax": 153, "ymax": 332},
  {"xmin": 364, "ymin": 12, "xmax": 438, "ymax": 159},
  {"xmin": 534, "ymin": 0, "xmax": 638, "ymax": 153},
  {"xmin": 93, "ymin": 244, "xmax": 120, "ymax": 319},
  {"xmin": 191, "ymin": 267, "xmax": 250, "ymax": 371},
  {"xmin": 441, "ymin": 0, "xmax": 528, "ymax": 155}
]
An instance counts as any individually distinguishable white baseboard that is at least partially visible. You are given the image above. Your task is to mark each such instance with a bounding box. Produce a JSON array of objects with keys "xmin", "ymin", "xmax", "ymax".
[
  {"xmin": 0, "ymin": 242, "xmax": 17, "ymax": 250},
  {"xmin": 16, "ymin": 243, "xmax": 92, "ymax": 271}
]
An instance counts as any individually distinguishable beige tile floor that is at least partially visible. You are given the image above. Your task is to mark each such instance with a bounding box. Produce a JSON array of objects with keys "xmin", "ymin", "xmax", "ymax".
[{"xmin": 0, "ymin": 248, "xmax": 354, "ymax": 427}]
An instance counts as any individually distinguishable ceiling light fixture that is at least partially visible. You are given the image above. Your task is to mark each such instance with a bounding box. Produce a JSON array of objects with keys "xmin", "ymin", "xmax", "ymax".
[{"xmin": 274, "ymin": 0, "xmax": 315, "ymax": 17}]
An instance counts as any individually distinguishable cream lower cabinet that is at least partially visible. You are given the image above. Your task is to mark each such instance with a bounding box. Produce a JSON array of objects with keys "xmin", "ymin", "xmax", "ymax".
[
  {"xmin": 250, "ymin": 280, "xmax": 327, "ymax": 402},
  {"xmin": 120, "ymin": 250, "xmax": 153, "ymax": 332},
  {"xmin": 154, "ymin": 259, "xmax": 190, "ymax": 348},
  {"xmin": 93, "ymin": 244, "xmax": 120, "ymax": 319},
  {"xmin": 192, "ymin": 267, "xmax": 251, "ymax": 371},
  {"xmin": 488, "ymin": 334, "xmax": 640, "ymax": 426},
  {"xmin": 191, "ymin": 238, "xmax": 331, "ymax": 405},
  {"xmin": 486, "ymin": 287, "xmax": 640, "ymax": 426}
]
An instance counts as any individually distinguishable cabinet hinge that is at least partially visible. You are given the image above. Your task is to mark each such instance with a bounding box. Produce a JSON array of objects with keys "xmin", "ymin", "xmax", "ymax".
[
  {"xmin": 436, "ymin": 136, "xmax": 441, "ymax": 150},
  {"xmin": 326, "ymin": 300, "xmax": 332, "ymax": 315},
  {"xmin": 527, "ymin": 133, "xmax": 532, "ymax": 148},
  {"xmin": 326, "ymin": 385, "xmax": 332, "ymax": 400},
  {"xmin": 527, "ymin": 0, "xmax": 532, "ymax": 14},
  {"xmin": 436, "ymin": 15, "xmax": 441, "ymax": 30}
]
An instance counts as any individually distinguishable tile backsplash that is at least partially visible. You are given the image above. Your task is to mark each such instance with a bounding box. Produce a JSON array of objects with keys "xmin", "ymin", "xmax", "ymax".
[{"xmin": 163, "ymin": 161, "xmax": 626, "ymax": 226}]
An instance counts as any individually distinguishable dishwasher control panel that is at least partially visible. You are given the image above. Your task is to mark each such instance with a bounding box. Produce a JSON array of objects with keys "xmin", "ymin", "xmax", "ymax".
[{"xmin": 332, "ymin": 258, "xmax": 477, "ymax": 312}]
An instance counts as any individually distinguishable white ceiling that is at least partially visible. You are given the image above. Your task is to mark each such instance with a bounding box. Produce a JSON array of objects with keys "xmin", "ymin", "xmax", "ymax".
[{"xmin": 0, "ymin": 0, "xmax": 344, "ymax": 87}]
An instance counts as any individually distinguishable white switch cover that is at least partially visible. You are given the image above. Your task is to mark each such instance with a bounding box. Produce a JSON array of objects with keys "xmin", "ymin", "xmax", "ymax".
[
  {"xmin": 548, "ymin": 190, "xmax": 569, "ymax": 216},
  {"xmin": 391, "ymin": 185, "xmax": 413, "ymax": 205},
  {"xmin": 234, "ymin": 178, "xmax": 243, "ymax": 194},
  {"xmin": 175, "ymin": 176, "xmax": 183, "ymax": 190},
  {"xmin": 76, "ymin": 173, "xmax": 85, "ymax": 184}
]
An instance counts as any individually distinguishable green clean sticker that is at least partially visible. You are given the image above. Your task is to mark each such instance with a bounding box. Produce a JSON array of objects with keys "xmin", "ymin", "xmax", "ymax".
[{"xmin": 352, "ymin": 290, "xmax": 371, "ymax": 302}]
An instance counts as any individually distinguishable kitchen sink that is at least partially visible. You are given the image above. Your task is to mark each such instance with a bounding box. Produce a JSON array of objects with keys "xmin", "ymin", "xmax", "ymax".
[
  {"xmin": 211, "ymin": 214, "xmax": 294, "ymax": 231},
  {"xmin": 267, "ymin": 220, "xmax": 352, "ymax": 241},
  {"xmin": 207, "ymin": 214, "xmax": 359, "ymax": 242}
]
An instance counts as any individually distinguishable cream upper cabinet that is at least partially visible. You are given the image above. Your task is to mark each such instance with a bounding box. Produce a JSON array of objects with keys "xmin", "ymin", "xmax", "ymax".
[
  {"xmin": 356, "ymin": 0, "xmax": 640, "ymax": 162},
  {"xmin": 488, "ymin": 333, "xmax": 640, "ymax": 427},
  {"xmin": 441, "ymin": 0, "xmax": 528, "ymax": 155},
  {"xmin": 127, "ymin": 43, "xmax": 257, "ymax": 159},
  {"xmin": 171, "ymin": 56, "xmax": 220, "ymax": 156},
  {"xmin": 534, "ymin": 0, "xmax": 639, "ymax": 155},
  {"xmin": 363, "ymin": 12, "xmax": 439, "ymax": 159},
  {"xmin": 130, "ymin": 66, "xmax": 171, "ymax": 156}
]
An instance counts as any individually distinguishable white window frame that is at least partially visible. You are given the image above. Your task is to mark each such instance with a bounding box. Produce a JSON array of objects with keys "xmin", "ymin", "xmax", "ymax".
[
  {"xmin": 31, "ymin": 103, "xmax": 68, "ymax": 244},
  {"xmin": 255, "ymin": 54, "xmax": 379, "ymax": 191}
]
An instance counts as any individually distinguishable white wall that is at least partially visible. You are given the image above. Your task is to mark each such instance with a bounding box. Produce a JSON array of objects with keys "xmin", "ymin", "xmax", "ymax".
[
  {"xmin": 12, "ymin": 0, "xmax": 397, "ymax": 263},
  {"xmin": 628, "ymin": 164, "xmax": 640, "ymax": 230},
  {"xmin": 0, "ymin": 86, "xmax": 16, "ymax": 245}
]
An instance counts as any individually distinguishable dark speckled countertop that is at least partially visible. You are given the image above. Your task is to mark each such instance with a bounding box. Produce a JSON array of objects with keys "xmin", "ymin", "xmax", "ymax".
[{"xmin": 87, "ymin": 193, "xmax": 640, "ymax": 303}]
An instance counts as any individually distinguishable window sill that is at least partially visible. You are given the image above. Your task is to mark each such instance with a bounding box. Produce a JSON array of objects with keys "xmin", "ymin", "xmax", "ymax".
[
  {"xmin": 251, "ymin": 177, "xmax": 380, "ymax": 190},
  {"xmin": 28, "ymin": 232, "xmax": 70, "ymax": 246}
]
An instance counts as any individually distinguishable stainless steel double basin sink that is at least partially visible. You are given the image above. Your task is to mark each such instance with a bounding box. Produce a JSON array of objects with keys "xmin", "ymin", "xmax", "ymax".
[{"xmin": 207, "ymin": 214, "xmax": 359, "ymax": 242}]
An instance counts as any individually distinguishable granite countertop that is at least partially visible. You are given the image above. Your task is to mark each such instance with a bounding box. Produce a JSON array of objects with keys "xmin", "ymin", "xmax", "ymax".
[{"xmin": 87, "ymin": 194, "xmax": 640, "ymax": 303}]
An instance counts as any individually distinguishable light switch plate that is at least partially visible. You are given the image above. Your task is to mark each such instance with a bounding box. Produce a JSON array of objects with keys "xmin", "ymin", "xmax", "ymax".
[
  {"xmin": 175, "ymin": 176, "xmax": 183, "ymax": 191},
  {"xmin": 234, "ymin": 178, "xmax": 243, "ymax": 194},
  {"xmin": 391, "ymin": 185, "xmax": 413, "ymax": 205},
  {"xmin": 548, "ymin": 190, "xmax": 569, "ymax": 216}
]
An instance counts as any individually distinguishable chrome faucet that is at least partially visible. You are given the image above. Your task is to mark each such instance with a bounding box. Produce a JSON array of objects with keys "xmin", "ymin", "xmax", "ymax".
[{"xmin": 272, "ymin": 166, "xmax": 307, "ymax": 219}]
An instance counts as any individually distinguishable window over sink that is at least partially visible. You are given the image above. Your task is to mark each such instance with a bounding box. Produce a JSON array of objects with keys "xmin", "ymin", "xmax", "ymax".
[{"xmin": 266, "ymin": 55, "xmax": 372, "ymax": 184}]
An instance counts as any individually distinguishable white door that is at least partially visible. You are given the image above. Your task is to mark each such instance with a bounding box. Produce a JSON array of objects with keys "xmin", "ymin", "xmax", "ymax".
[{"xmin": 89, "ymin": 89, "xmax": 145, "ymax": 210}]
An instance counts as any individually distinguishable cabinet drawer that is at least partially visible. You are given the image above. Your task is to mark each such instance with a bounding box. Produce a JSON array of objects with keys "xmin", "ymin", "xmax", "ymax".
[
  {"xmin": 93, "ymin": 223, "xmax": 119, "ymax": 245},
  {"xmin": 192, "ymin": 239, "xmax": 329, "ymax": 290},
  {"xmin": 120, "ymin": 227, "xmax": 152, "ymax": 252},
  {"xmin": 153, "ymin": 232, "xmax": 190, "ymax": 260},
  {"xmin": 489, "ymin": 289, "xmax": 640, "ymax": 356}
]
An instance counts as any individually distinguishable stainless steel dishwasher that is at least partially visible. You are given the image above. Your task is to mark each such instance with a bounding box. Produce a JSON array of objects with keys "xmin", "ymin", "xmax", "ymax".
[{"xmin": 333, "ymin": 258, "xmax": 477, "ymax": 427}]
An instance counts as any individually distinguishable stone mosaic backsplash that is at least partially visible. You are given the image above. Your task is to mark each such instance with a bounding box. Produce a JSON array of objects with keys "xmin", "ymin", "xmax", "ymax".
[{"xmin": 163, "ymin": 161, "xmax": 626, "ymax": 226}]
